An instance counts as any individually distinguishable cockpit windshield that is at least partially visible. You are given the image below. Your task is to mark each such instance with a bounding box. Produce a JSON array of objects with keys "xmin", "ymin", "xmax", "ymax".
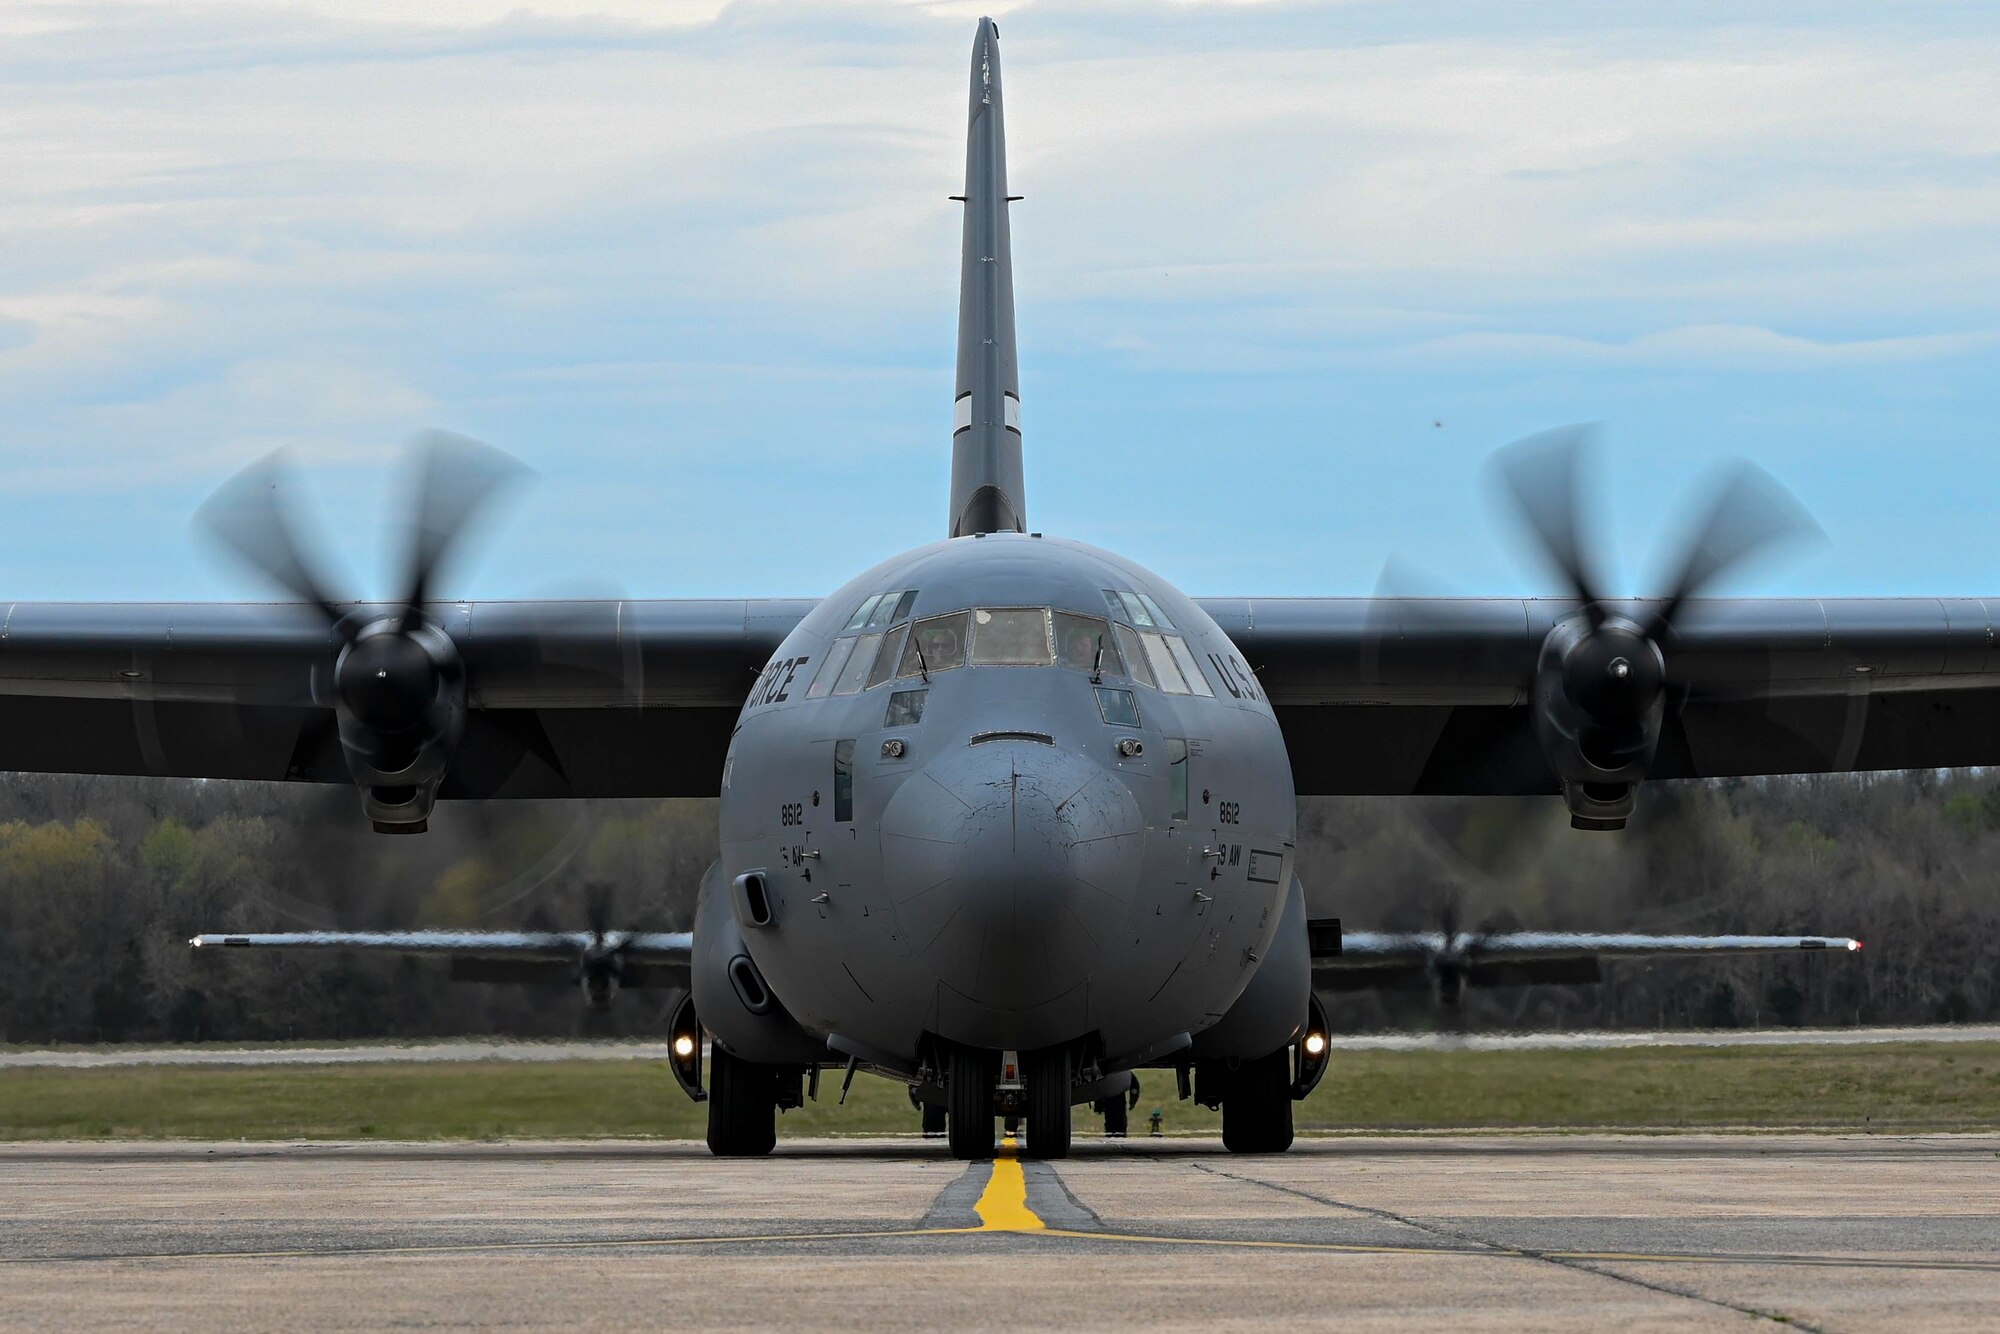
[
  {"xmin": 807, "ymin": 602, "xmax": 1209, "ymax": 696},
  {"xmin": 971, "ymin": 608, "xmax": 1051, "ymax": 665}
]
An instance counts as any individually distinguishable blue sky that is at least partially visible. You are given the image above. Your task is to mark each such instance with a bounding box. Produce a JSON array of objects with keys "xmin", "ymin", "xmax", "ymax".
[{"xmin": 0, "ymin": 0, "xmax": 1994, "ymax": 602}]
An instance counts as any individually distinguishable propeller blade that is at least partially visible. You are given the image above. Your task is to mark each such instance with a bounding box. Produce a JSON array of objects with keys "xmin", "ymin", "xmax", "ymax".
[
  {"xmin": 1647, "ymin": 460, "xmax": 1821, "ymax": 637},
  {"xmin": 196, "ymin": 451, "xmax": 346, "ymax": 629},
  {"xmin": 398, "ymin": 431, "xmax": 528, "ymax": 629},
  {"xmin": 1488, "ymin": 424, "xmax": 1608, "ymax": 621}
]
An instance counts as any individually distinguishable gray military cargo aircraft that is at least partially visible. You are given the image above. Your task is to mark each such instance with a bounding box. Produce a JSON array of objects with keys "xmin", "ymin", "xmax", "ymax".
[{"xmin": 7, "ymin": 17, "xmax": 1900, "ymax": 1158}]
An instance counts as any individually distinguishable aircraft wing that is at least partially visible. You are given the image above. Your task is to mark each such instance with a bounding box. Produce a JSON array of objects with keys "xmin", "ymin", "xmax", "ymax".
[
  {"xmin": 1200, "ymin": 596, "xmax": 2000, "ymax": 794},
  {"xmin": 3, "ymin": 593, "xmax": 1997, "ymax": 805},
  {"xmin": 0, "ymin": 599, "xmax": 812, "ymax": 798},
  {"xmin": 1313, "ymin": 927, "xmax": 1860, "ymax": 991},
  {"xmin": 190, "ymin": 929, "xmax": 693, "ymax": 988}
]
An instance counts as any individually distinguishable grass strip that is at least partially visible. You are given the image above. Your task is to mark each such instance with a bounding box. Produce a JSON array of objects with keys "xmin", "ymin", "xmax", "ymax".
[{"xmin": 0, "ymin": 1043, "xmax": 1994, "ymax": 1141}]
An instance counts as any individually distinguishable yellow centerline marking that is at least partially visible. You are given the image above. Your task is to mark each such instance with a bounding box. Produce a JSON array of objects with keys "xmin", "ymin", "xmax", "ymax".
[{"xmin": 973, "ymin": 1135, "xmax": 1046, "ymax": 1232}]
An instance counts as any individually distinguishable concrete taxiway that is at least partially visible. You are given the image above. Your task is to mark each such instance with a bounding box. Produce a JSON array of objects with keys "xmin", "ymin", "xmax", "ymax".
[{"xmin": 2, "ymin": 1134, "xmax": 1996, "ymax": 1330}]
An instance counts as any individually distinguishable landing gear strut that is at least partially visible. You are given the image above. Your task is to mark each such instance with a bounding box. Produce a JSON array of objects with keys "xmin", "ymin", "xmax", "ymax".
[
  {"xmin": 1097, "ymin": 1095, "xmax": 1129, "ymax": 1137},
  {"xmin": 921, "ymin": 1103, "xmax": 947, "ymax": 1138},
  {"xmin": 706, "ymin": 1045, "xmax": 778, "ymax": 1156}
]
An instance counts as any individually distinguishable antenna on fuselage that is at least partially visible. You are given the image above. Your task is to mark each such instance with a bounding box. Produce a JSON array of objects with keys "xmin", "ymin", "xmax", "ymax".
[{"xmin": 948, "ymin": 16, "xmax": 1027, "ymax": 539}]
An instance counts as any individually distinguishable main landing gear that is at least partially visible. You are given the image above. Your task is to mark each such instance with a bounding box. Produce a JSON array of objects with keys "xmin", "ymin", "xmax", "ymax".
[
  {"xmin": 1219, "ymin": 1049, "xmax": 1293, "ymax": 1154},
  {"xmin": 1095, "ymin": 1092, "xmax": 1130, "ymax": 1137},
  {"xmin": 706, "ymin": 1045, "xmax": 777, "ymax": 1156},
  {"xmin": 706, "ymin": 1046, "xmax": 810, "ymax": 1157}
]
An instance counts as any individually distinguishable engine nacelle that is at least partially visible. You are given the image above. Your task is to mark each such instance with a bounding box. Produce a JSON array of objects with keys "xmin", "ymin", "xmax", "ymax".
[
  {"xmin": 323, "ymin": 616, "xmax": 468, "ymax": 834},
  {"xmin": 1531, "ymin": 613, "xmax": 1667, "ymax": 831}
]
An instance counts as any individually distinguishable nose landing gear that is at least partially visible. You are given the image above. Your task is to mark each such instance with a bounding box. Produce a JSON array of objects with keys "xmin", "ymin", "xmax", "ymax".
[
  {"xmin": 1021, "ymin": 1046, "xmax": 1072, "ymax": 1160},
  {"xmin": 946, "ymin": 1045, "xmax": 997, "ymax": 1160}
]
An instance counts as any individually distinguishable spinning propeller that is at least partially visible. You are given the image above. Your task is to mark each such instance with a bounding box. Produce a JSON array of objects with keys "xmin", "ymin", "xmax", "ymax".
[
  {"xmin": 1492, "ymin": 426, "xmax": 1819, "ymax": 829},
  {"xmin": 198, "ymin": 432, "xmax": 527, "ymax": 832},
  {"xmin": 574, "ymin": 879, "xmax": 636, "ymax": 1010}
]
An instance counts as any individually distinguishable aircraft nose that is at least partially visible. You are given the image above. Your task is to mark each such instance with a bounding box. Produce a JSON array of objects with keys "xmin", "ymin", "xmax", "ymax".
[{"xmin": 881, "ymin": 737, "xmax": 1143, "ymax": 1011}]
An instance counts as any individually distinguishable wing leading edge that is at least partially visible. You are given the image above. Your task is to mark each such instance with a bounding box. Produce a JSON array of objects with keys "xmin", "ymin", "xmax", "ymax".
[
  {"xmin": 190, "ymin": 929, "xmax": 693, "ymax": 999},
  {"xmin": 1313, "ymin": 924, "xmax": 1860, "ymax": 996}
]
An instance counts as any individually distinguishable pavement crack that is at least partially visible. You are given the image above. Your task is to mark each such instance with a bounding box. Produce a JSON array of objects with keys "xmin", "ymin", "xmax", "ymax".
[
  {"xmin": 1021, "ymin": 1161, "xmax": 1099, "ymax": 1229},
  {"xmin": 919, "ymin": 1159, "xmax": 994, "ymax": 1230},
  {"xmin": 1191, "ymin": 1163, "xmax": 1830, "ymax": 1332}
]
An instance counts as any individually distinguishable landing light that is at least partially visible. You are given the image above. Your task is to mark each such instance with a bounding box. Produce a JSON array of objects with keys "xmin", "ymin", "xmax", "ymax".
[
  {"xmin": 673, "ymin": 1034, "xmax": 697, "ymax": 1059},
  {"xmin": 1303, "ymin": 1032, "xmax": 1327, "ymax": 1057}
]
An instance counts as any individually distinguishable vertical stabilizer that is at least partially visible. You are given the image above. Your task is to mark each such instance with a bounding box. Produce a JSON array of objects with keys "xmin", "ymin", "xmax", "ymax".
[{"xmin": 949, "ymin": 17, "xmax": 1026, "ymax": 538}]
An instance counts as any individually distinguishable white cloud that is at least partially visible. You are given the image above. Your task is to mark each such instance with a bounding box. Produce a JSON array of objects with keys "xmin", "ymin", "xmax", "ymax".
[
  {"xmin": 0, "ymin": 1, "xmax": 1991, "ymax": 596},
  {"xmin": 1404, "ymin": 324, "xmax": 1997, "ymax": 371}
]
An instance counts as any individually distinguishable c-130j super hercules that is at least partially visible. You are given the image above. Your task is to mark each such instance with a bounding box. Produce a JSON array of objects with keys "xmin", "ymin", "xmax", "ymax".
[{"xmin": 35, "ymin": 14, "xmax": 1945, "ymax": 1157}]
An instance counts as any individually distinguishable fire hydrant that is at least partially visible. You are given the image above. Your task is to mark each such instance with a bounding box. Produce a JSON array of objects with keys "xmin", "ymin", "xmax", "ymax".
[{"xmin": 1148, "ymin": 1107, "xmax": 1164, "ymax": 1137}]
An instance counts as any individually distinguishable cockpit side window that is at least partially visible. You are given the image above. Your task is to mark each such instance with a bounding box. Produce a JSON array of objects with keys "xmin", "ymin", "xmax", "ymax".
[
  {"xmin": 971, "ymin": 608, "xmax": 1053, "ymax": 665},
  {"xmin": 832, "ymin": 633, "xmax": 880, "ymax": 695},
  {"xmin": 884, "ymin": 688, "xmax": 926, "ymax": 728},
  {"xmin": 1103, "ymin": 589, "xmax": 1156, "ymax": 628},
  {"xmin": 1134, "ymin": 592, "xmax": 1172, "ymax": 629},
  {"xmin": 845, "ymin": 588, "xmax": 919, "ymax": 632},
  {"xmin": 865, "ymin": 591, "xmax": 909, "ymax": 629},
  {"xmin": 1112, "ymin": 623, "xmax": 1155, "ymax": 689},
  {"xmin": 1053, "ymin": 612, "xmax": 1121, "ymax": 675},
  {"xmin": 867, "ymin": 625, "xmax": 908, "ymax": 690},
  {"xmin": 899, "ymin": 612, "xmax": 969, "ymax": 677},
  {"xmin": 846, "ymin": 593, "xmax": 884, "ymax": 631},
  {"xmin": 1140, "ymin": 631, "xmax": 1190, "ymax": 693},
  {"xmin": 1165, "ymin": 634, "xmax": 1215, "ymax": 697},
  {"xmin": 806, "ymin": 637, "xmax": 856, "ymax": 698}
]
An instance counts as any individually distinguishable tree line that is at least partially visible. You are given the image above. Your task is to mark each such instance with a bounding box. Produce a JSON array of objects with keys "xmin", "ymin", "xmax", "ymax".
[{"xmin": 0, "ymin": 770, "xmax": 1990, "ymax": 1044}]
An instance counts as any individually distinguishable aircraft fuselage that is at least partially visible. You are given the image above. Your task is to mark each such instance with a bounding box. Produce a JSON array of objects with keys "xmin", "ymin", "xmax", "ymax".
[{"xmin": 708, "ymin": 532, "xmax": 1300, "ymax": 1074}]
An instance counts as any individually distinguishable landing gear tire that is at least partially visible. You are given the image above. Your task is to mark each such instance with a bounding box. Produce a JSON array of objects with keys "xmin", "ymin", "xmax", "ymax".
[
  {"xmin": 706, "ymin": 1045, "xmax": 778, "ymax": 1157},
  {"xmin": 946, "ymin": 1046, "xmax": 996, "ymax": 1161},
  {"xmin": 1221, "ymin": 1048, "xmax": 1294, "ymax": 1154},
  {"xmin": 1023, "ymin": 1046, "xmax": 1073, "ymax": 1161},
  {"xmin": 1003, "ymin": 1115, "xmax": 1020, "ymax": 1134},
  {"xmin": 921, "ymin": 1103, "xmax": 947, "ymax": 1138},
  {"xmin": 1099, "ymin": 1097, "xmax": 1128, "ymax": 1138}
]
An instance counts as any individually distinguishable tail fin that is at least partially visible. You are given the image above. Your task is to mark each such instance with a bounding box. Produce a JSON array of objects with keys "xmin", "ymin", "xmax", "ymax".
[{"xmin": 949, "ymin": 17, "xmax": 1026, "ymax": 538}]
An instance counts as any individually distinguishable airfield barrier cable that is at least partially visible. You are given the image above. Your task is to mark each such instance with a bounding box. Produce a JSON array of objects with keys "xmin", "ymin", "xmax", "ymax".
[{"xmin": 1190, "ymin": 1163, "xmax": 1830, "ymax": 1332}]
